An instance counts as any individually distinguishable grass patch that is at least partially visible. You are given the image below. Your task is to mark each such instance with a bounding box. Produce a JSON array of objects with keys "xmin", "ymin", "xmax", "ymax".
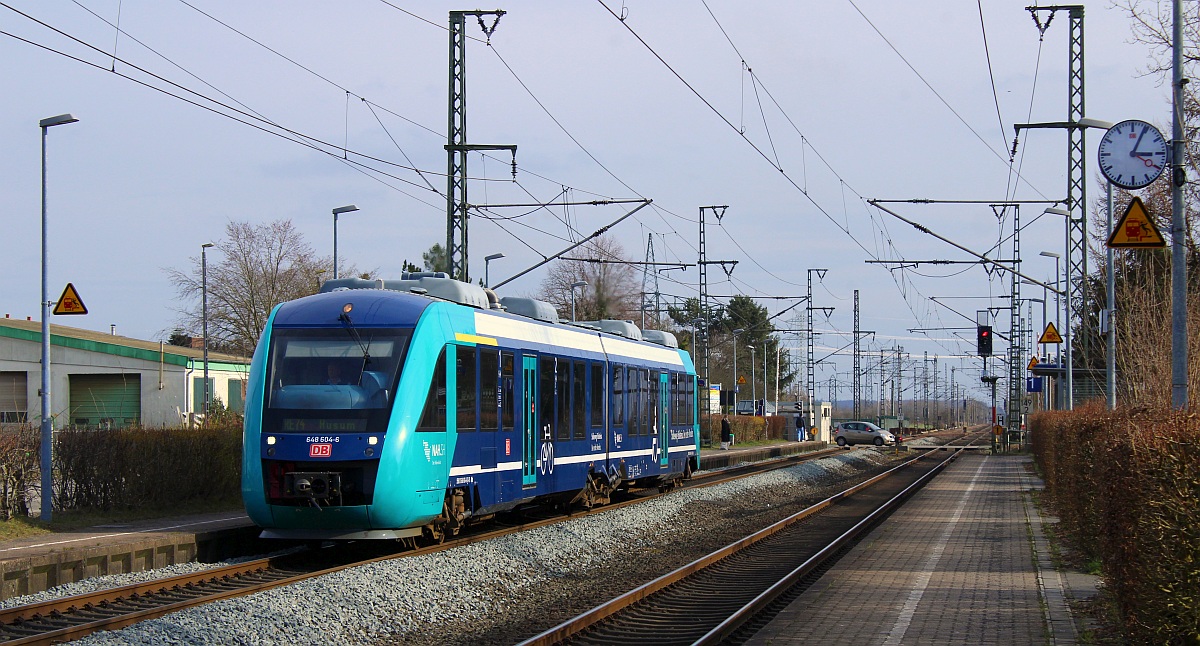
[
  {"xmin": 0, "ymin": 500, "xmax": 243, "ymax": 542},
  {"xmin": 0, "ymin": 517, "xmax": 52, "ymax": 542}
]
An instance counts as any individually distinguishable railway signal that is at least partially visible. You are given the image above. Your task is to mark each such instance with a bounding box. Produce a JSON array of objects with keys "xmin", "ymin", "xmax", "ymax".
[{"xmin": 976, "ymin": 325, "xmax": 993, "ymax": 357}]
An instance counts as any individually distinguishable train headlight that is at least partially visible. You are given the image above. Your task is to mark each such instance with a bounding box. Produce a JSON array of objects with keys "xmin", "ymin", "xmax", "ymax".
[
  {"xmin": 368, "ymin": 436, "xmax": 378, "ymax": 446},
  {"xmin": 267, "ymin": 436, "xmax": 276, "ymax": 445}
]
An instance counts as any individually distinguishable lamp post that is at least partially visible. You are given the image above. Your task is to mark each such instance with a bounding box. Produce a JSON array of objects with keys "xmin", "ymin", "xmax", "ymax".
[
  {"xmin": 331, "ymin": 204, "xmax": 358, "ymax": 280},
  {"xmin": 39, "ymin": 113, "xmax": 78, "ymax": 523},
  {"xmin": 1040, "ymin": 250, "xmax": 1062, "ymax": 410},
  {"xmin": 570, "ymin": 281, "xmax": 587, "ymax": 321},
  {"xmin": 748, "ymin": 345, "xmax": 756, "ymax": 413},
  {"xmin": 732, "ymin": 328, "xmax": 744, "ymax": 413},
  {"xmin": 484, "ymin": 252, "xmax": 504, "ymax": 288},
  {"xmin": 201, "ymin": 243, "xmax": 214, "ymax": 425}
]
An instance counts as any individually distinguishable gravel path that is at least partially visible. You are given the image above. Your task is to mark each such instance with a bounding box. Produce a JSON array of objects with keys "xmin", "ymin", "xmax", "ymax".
[{"xmin": 53, "ymin": 447, "xmax": 910, "ymax": 645}]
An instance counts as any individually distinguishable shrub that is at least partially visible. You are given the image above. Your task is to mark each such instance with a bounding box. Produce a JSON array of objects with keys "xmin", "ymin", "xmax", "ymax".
[
  {"xmin": 1032, "ymin": 405, "xmax": 1200, "ymax": 644},
  {"xmin": 0, "ymin": 425, "xmax": 39, "ymax": 520},
  {"xmin": 53, "ymin": 421, "xmax": 243, "ymax": 512}
]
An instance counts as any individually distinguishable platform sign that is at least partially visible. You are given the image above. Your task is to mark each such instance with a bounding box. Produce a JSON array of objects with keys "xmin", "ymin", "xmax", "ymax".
[
  {"xmin": 1107, "ymin": 197, "xmax": 1166, "ymax": 248},
  {"xmin": 1039, "ymin": 322, "xmax": 1063, "ymax": 345},
  {"xmin": 1026, "ymin": 376, "xmax": 1043, "ymax": 393},
  {"xmin": 708, "ymin": 384, "xmax": 721, "ymax": 414},
  {"xmin": 53, "ymin": 283, "xmax": 88, "ymax": 315}
]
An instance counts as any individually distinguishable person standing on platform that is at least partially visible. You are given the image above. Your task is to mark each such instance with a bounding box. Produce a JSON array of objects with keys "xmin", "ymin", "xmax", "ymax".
[{"xmin": 720, "ymin": 414, "xmax": 732, "ymax": 450}]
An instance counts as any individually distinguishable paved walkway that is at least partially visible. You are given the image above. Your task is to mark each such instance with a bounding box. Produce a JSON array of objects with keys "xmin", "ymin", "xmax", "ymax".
[{"xmin": 749, "ymin": 453, "xmax": 1076, "ymax": 645}]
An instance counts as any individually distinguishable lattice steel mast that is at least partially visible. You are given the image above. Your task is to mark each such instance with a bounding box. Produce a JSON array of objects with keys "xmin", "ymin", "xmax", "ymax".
[{"xmin": 446, "ymin": 10, "xmax": 515, "ymax": 282}]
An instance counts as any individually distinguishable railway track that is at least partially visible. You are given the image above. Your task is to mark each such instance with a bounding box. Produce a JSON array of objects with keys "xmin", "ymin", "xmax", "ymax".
[
  {"xmin": 0, "ymin": 444, "xmax": 849, "ymax": 644},
  {"xmin": 519, "ymin": 432, "xmax": 987, "ymax": 646}
]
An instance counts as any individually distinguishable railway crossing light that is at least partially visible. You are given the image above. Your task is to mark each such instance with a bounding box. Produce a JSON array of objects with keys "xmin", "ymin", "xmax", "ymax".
[{"xmin": 977, "ymin": 325, "xmax": 993, "ymax": 357}]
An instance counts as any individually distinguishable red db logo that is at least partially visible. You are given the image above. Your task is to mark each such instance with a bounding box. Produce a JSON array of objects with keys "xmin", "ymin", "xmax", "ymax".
[{"xmin": 309, "ymin": 443, "xmax": 333, "ymax": 458}]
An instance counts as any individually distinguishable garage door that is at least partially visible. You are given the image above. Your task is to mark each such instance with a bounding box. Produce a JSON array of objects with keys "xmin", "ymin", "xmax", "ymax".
[
  {"xmin": 69, "ymin": 374, "xmax": 141, "ymax": 429},
  {"xmin": 0, "ymin": 372, "xmax": 28, "ymax": 424}
]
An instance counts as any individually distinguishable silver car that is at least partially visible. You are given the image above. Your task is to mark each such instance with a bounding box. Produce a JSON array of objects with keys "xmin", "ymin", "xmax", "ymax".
[{"xmin": 832, "ymin": 421, "xmax": 895, "ymax": 447}]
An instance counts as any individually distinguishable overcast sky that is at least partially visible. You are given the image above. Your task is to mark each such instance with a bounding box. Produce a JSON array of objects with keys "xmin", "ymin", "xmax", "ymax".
[{"xmin": 0, "ymin": 1, "xmax": 1174, "ymax": 402}]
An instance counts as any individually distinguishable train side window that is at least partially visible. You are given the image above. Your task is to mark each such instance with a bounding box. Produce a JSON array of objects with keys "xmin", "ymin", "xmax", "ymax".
[
  {"xmin": 480, "ymin": 348, "xmax": 499, "ymax": 431},
  {"xmin": 590, "ymin": 362, "xmax": 604, "ymax": 428},
  {"xmin": 556, "ymin": 358, "xmax": 570, "ymax": 441},
  {"xmin": 539, "ymin": 356, "xmax": 555, "ymax": 441},
  {"xmin": 628, "ymin": 368, "xmax": 641, "ymax": 436},
  {"xmin": 572, "ymin": 361, "xmax": 586, "ymax": 440},
  {"xmin": 675, "ymin": 373, "xmax": 685, "ymax": 425},
  {"xmin": 641, "ymin": 369, "xmax": 652, "ymax": 436},
  {"xmin": 611, "ymin": 364, "xmax": 625, "ymax": 429},
  {"xmin": 650, "ymin": 370, "xmax": 660, "ymax": 429},
  {"xmin": 669, "ymin": 372, "xmax": 678, "ymax": 425},
  {"xmin": 417, "ymin": 348, "xmax": 447, "ymax": 432},
  {"xmin": 456, "ymin": 346, "xmax": 477, "ymax": 432},
  {"xmin": 500, "ymin": 351, "xmax": 514, "ymax": 431},
  {"xmin": 688, "ymin": 376, "xmax": 696, "ymax": 425}
]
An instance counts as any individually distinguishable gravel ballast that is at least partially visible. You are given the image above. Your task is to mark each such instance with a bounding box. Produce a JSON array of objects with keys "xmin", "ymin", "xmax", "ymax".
[{"xmin": 53, "ymin": 447, "xmax": 912, "ymax": 645}]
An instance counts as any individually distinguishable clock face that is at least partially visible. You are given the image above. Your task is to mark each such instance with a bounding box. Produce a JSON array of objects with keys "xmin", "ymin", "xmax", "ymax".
[{"xmin": 1097, "ymin": 120, "xmax": 1167, "ymax": 190}]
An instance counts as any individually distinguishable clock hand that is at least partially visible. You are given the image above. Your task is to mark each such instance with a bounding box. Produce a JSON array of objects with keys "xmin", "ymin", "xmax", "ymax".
[{"xmin": 1135, "ymin": 155, "xmax": 1162, "ymax": 169}]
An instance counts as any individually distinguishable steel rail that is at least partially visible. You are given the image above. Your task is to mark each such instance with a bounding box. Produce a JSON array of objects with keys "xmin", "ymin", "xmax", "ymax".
[
  {"xmin": 0, "ymin": 446, "xmax": 843, "ymax": 644},
  {"xmin": 518, "ymin": 435, "xmax": 983, "ymax": 646}
]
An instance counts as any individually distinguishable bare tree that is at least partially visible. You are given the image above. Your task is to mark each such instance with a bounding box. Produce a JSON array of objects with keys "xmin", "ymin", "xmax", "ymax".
[
  {"xmin": 167, "ymin": 219, "xmax": 342, "ymax": 355},
  {"xmin": 1097, "ymin": 4, "xmax": 1200, "ymax": 406},
  {"xmin": 538, "ymin": 234, "xmax": 640, "ymax": 322}
]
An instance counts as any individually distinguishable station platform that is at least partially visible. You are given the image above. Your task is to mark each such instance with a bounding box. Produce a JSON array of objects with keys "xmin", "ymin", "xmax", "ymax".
[
  {"xmin": 748, "ymin": 453, "xmax": 1084, "ymax": 645},
  {"xmin": 0, "ymin": 512, "xmax": 259, "ymax": 601}
]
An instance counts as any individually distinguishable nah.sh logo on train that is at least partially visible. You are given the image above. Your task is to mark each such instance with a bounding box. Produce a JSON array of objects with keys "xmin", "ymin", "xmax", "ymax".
[{"xmin": 309, "ymin": 443, "xmax": 333, "ymax": 458}]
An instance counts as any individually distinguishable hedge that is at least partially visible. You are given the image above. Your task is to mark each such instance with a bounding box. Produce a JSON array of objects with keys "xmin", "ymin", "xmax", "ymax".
[{"xmin": 1031, "ymin": 402, "xmax": 1199, "ymax": 644}]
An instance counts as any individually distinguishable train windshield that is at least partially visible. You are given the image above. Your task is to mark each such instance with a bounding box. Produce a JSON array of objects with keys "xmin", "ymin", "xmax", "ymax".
[{"xmin": 266, "ymin": 328, "xmax": 410, "ymax": 411}]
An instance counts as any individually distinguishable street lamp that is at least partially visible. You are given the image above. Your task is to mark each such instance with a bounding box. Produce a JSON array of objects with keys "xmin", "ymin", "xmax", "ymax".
[
  {"xmin": 732, "ymin": 328, "xmax": 744, "ymax": 412},
  {"xmin": 201, "ymin": 243, "xmax": 215, "ymax": 425},
  {"xmin": 484, "ymin": 252, "xmax": 504, "ymax": 288},
  {"xmin": 570, "ymin": 281, "xmax": 587, "ymax": 321},
  {"xmin": 39, "ymin": 113, "xmax": 78, "ymax": 523},
  {"xmin": 331, "ymin": 204, "xmax": 359, "ymax": 280},
  {"xmin": 748, "ymin": 345, "xmax": 756, "ymax": 413}
]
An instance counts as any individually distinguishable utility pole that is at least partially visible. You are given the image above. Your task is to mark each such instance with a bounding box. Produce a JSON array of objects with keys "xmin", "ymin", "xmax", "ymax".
[
  {"xmin": 1028, "ymin": 5, "xmax": 1086, "ymax": 409},
  {"xmin": 879, "ymin": 349, "xmax": 886, "ymax": 421},
  {"xmin": 1008, "ymin": 205, "xmax": 1024, "ymax": 448},
  {"xmin": 922, "ymin": 351, "xmax": 929, "ymax": 427},
  {"xmin": 641, "ymin": 233, "xmax": 660, "ymax": 329},
  {"xmin": 933, "ymin": 356, "xmax": 939, "ymax": 428},
  {"xmin": 446, "ymin": 10, "xmax": 516, "ymax": 282},
  {"xmin": 1170, "ymin": 0, "xmax": 1189, "ymax": 409},
  {"xmin": 853, "ymin": 290, "xmax": 862, "ymax": 420},
  {"xmin": 806, "ymin": 269, "xmax": 830, "ymax": 428},
  {"xmin": 697, "ymin": 206, "xmax": 735, "ymax": 436}
]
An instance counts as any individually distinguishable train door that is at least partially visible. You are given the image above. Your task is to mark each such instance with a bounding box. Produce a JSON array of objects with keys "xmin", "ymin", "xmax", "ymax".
[
  {"xmin": 658, "ymin": 372, "xmax": 669, "ymax": 468},
  {"xmin": 521, "ymin": 355, "xmax": 537, "ymax": 488}
]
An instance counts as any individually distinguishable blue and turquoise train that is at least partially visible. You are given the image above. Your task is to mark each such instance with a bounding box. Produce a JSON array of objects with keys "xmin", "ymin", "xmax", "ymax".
[{"xmin": 242, "ymin": 273, "xmax": 700, "ymax": 542}]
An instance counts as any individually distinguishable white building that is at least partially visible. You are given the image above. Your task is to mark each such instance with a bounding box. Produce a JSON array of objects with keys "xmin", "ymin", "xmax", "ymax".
[{"xmin": 0, "ymin": 317, "xmax": 251, "ymax": 429}]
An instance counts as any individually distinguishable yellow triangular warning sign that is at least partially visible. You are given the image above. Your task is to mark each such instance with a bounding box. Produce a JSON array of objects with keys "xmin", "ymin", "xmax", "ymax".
[
  {"xmin": 1027, "ymin": 356, "xmax": 1039, "ymax": 370},
  {"xmin": 1107, "ymin": 197, "xmax": 1166, "ymax": 248},
  {"xmin": 1039, "ymin": 322, "xmax": 1063, "ymax": 345},
  {"xmin": 53, "ymin": 283, "xmax": 88, "ymax": 315}
]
